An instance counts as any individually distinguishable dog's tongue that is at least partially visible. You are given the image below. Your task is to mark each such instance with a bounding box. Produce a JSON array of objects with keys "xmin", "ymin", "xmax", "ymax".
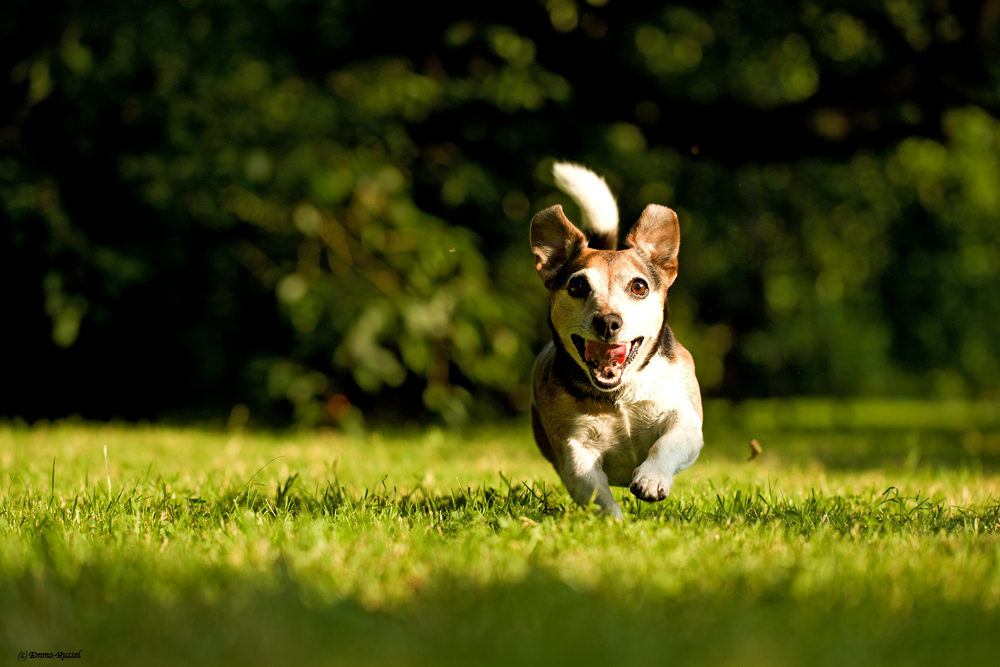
[{"xmin": 585, "ymin": 340, "xmax": 628, "ymax": 366}]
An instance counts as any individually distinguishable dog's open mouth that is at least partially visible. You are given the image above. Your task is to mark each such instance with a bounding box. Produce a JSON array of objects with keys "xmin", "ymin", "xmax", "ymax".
[{"xmin": 571, "ymin": 335, "xmax": 644, "ymax": 390}]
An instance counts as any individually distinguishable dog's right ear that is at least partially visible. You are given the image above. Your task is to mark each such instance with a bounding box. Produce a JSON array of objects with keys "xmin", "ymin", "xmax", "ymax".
[{"xmin": 530, "ymin": 205, "xmax": 587, "ymax": 286}]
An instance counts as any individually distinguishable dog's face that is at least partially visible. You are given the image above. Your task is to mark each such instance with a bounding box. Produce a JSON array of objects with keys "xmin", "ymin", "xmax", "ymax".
[{"xmin": 532, "ymin": 204, "xmax": 680, "ymax": 391}]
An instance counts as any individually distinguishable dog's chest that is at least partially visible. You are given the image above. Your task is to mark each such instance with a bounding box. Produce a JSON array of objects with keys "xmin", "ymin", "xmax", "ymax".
[{"xmin": 584, "ymin": 400, "xmax": 675, "ymax": 485}]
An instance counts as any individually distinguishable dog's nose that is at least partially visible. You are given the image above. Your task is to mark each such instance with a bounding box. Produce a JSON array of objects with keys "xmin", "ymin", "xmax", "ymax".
[{"xmin": 592, "ymin": 313, "xmax": 623, "ymax": 340}]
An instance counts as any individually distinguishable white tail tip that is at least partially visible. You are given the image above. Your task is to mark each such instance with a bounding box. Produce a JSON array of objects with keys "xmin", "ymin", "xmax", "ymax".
[{"xmin": 551, "ymin": 161, "xmax": 619, "ymax": 236}]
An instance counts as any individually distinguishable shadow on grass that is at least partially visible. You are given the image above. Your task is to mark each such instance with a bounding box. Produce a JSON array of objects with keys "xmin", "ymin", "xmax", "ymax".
[
  {"xmin": 3, "ymin": 473, "xmax": 998, "ymax": 666},
  {"xmin": 3, "ymin": 556, "xmax": 999, "ymax": 667}
]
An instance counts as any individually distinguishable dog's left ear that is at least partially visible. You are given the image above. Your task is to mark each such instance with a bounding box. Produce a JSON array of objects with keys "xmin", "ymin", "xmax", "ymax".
[
  {"xmin": 626, "ymin": 204, "xmax": 680, "ymax": 287},
  {"xmin": 531, "ymin": 205, "xmax": 587, "ymax": 287}
]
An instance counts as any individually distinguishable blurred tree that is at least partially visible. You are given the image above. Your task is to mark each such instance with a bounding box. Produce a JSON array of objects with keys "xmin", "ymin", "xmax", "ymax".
[{"xmin": 2, "ymin": 0, "xmax": 1000, "ymax": 425}]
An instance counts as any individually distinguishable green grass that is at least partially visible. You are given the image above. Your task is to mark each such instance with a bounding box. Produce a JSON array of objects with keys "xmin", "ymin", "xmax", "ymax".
[{"xmin": 2, "ymin": 405, "xmax": 1000, "ymax": 666}]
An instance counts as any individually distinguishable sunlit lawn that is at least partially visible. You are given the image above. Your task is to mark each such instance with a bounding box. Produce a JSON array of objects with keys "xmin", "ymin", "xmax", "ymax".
[{"xmin": 2, "ymin": 402, "xmax": 999, "ymax": 666}]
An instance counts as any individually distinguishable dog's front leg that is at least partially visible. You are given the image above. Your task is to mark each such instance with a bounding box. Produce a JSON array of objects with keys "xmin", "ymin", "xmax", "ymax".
[
  {"xmin": 560, "ymin": 442, "xmax": 623, "ymax": 520},
  {"xmin": 630, "ymin": 410, "xmax": 703, "ymax": 503}
]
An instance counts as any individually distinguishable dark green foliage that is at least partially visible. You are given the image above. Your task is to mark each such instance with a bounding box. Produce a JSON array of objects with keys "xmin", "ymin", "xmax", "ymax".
[{"xmin": 4, "ymin": 1, "xmax": 1000, "ymax": 424}]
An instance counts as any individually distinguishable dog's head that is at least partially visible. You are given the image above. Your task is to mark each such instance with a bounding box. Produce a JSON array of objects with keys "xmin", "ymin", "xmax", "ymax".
[{"xmin": 531, "ymin": 203, "xmax": 680, "ymax": 391}]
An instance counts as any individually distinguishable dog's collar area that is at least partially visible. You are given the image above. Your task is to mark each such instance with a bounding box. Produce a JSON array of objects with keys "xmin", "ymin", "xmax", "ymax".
[{"xmin": 570, "ymin": 334, "xmax": 644, "ymax": 390}]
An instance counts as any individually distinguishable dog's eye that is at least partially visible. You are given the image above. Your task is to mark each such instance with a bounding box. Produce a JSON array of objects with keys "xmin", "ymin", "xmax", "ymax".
[
  {"xmin": 567, "ymin": 276, "xmax": 591, "ymax": 298},
  {"xmin": 630, "ymin": 279, "xmax": 649, "ymax": 297}
]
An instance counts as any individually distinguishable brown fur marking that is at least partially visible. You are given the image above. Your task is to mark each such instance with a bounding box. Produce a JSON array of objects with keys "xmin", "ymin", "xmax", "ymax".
[{"xmin": 531, "ymin": 403, "xmax": 558, "ymax": 465}]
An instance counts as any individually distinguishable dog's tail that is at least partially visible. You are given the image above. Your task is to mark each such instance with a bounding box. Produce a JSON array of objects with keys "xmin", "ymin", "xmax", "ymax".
[{"xmin": 552, "ymin": 161, "xmax": 619, "ymax": 251}]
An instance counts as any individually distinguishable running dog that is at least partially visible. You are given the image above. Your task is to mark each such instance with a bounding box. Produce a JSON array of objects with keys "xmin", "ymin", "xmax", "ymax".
[{"xmin": 530, "ymin": 162, "xmax": 703, "ymax": 519}]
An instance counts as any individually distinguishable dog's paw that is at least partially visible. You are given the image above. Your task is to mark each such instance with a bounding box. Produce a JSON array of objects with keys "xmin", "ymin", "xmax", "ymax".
[
  {"xmin": 629, "ymin": 464, "xmax": 673, "ymax": 503},
  {"xmin": 597, "ymin": 503, "xmax": 625, "ymax": 521}
]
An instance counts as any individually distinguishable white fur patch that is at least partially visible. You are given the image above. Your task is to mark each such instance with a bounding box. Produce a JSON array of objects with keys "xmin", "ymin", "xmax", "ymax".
[{"xmin": 552, "ymin": 162, "xmax": 619, "ymax": 237}]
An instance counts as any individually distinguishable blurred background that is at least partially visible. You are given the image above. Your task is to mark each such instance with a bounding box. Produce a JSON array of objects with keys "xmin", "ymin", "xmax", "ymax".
[{"xmin": 2, "ymin": 0, "xmax": 999, "ymax": 428}]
